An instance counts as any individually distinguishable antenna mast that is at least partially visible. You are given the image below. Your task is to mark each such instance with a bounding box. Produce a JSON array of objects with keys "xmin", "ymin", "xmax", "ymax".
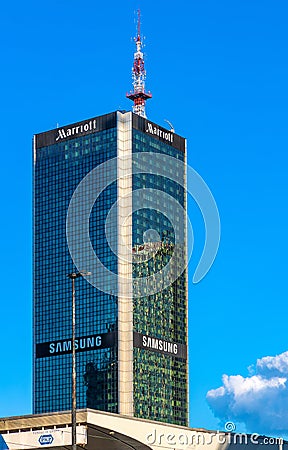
[{"xmin": 126, "ymin": 10, "xmax": 152, "ymax": 118}]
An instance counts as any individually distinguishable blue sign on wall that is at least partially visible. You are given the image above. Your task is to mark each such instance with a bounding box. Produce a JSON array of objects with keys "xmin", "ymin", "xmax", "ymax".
[{"xmin": 38, "ymin": 435, "xmax": 54, "ymax": 445}]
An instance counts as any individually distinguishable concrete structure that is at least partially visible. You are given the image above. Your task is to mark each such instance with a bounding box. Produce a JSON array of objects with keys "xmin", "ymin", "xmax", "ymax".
[{"xmin": 0, "ymin": 411, "xmax": 285, "ymax": 450}]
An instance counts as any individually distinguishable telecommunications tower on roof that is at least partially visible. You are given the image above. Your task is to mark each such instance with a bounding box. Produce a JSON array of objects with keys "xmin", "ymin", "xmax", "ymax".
[{"xmin": 126, "ymin": 10, "xmax": 152, "ymax": 118}]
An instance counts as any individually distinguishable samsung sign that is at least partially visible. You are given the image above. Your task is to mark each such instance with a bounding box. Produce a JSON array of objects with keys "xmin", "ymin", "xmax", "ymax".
[
  {"xmin": 133, "ymin": 332, "xmax": 187, "ymax": 360},
  {"xmin": 36, "ymin": 332, "xmax": 116, "ymax": 358},
  {"xmin": 36, "ymin": 331, "xmax": 186, "ymax": 359}
]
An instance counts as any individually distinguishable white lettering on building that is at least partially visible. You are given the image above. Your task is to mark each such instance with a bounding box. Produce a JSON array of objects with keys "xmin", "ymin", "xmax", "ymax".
[
  {"xmin": 145, "ymin": 122, "xmax": 174, "ymax": 143},
  {"xmin": 55, "ymin": 119, "xmax": 97, "ymax": 141},
  {"xmin": 142, "ymin": 335, "xmax": 178, "ymax": 355},
  {"xmin": 49, "ymin": 335, "xmax": 102, "ymax": 354}
]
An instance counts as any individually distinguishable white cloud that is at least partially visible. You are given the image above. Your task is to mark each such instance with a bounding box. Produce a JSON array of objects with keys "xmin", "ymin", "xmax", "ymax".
[
  {"xmin": 206, "ymin": 350, "xmax": 288, "ymax": 436},
  {"xmin": 257, "ymin": 351, "xmax": 288, "ymax": 377}
]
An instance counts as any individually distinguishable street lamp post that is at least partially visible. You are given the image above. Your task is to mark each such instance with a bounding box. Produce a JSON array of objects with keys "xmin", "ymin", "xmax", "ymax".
[{"xmin": 67, "ymin": 271, "xmax": 91, "ymax": 450}]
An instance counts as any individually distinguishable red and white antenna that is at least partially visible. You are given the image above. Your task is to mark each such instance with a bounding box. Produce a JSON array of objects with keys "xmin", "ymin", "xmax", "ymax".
[{"xmin": 126, "ymin": 10, "xmax": 152, "ymax": 118}]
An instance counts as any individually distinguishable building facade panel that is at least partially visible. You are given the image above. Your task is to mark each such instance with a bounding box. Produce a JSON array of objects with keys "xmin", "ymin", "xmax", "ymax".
[
  {"xmin": 131, "ymin": 121, "xmax": 187, "ymax": 425},
  {"xmin": 33, "ymin": 117, "xmax": 119, "ymax": 414}
]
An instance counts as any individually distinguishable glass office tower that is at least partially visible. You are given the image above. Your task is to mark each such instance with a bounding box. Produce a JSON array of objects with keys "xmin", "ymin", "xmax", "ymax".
[{"xmin": 33, "ymin": 110, "xmax": 188, "ymax": 425}]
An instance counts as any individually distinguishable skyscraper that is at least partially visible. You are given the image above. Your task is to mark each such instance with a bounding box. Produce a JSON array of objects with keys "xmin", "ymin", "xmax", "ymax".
[{"xmin": 33, "ymin": 13, "xmax": 188, "ymax": 426}]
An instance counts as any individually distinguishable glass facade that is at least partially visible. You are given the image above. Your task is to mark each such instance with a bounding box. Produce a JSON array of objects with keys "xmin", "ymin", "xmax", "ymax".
[
  {"xmin": 132, "ymin": 130, "xmax": 188, "ymax": 425},
  {"xmin": 33, "ymin": 111, "xmax": 188, "ymax": 425},
  {"xmin": 34, "ymin": 122, "xmax": 118, "ymax": 414}
]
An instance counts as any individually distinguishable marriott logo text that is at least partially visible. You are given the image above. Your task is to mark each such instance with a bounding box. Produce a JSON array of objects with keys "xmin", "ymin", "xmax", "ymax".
[
  {"xmin": 146, "ymin": 123, "xmax": 174, "ymax": 143},
  {"xmin": 56, "ymin": 120, "xmax": 97, "ymax": 141}
]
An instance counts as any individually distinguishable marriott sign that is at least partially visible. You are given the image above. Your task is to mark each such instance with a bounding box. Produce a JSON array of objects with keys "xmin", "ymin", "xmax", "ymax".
[
  {"xmin": 145, "ymin": 122, "xmax": 174, "ymax": 143},
  {"xmin": 55, "ymin": 119, "xmax": 97, "ymax": 141}
]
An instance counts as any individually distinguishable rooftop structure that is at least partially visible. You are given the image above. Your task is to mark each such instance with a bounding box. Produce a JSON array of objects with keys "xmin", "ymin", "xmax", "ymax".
[{"xmin": 126, "ymin": 10, "xmax": 152, "ymax": 118}]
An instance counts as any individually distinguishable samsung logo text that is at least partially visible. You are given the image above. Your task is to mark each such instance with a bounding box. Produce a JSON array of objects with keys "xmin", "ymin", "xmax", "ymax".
[
  {"xmin": 142, "ymin": 335, "xmax": 178, "ymax": 355},
  {"xmin": 49, "ymin": 336, "xmax": 102, "ymax": 355}
]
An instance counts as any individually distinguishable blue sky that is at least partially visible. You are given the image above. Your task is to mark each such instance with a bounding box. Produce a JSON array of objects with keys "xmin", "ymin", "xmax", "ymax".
[{"xmin": 1, "ymin": 0, "xmax": 288, "ymax": 439}]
